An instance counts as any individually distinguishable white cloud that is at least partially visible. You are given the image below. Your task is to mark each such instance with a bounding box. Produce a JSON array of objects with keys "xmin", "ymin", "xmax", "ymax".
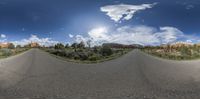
[
  {"xmin": 0, "ymin": 34, "xmax": 6, "ymax": 38},
  {"xmin": 186, "ymin": 40, "xmax": 192, "ymax": 43},
  {"xmin": 155, "ymin": 27, "xmax": 184, "ymax": 44},
  {"xmin": 100, "ymin": 3, "xmax": 157, "ymax": 22},
  {"xmin": 0, "ymin": 39, "xmax": 7, "ymax": 43},
  {"xmin": 113, "ymin": 26, "xmax": 160, "ymax": 45},
  {"xmin": 0, "ymin": 34, "xmax": 7, "ymax": 43},
  {"xmin": 186, "ymin": 5, "xmax": 194, "ymax": 10},
  {"xmin": 12, "ymin": 35, "xmax": 59, "ymax": 46},
  {"xmin": 69, "ymin": 34, "xmax": 74, "ymax": 38},
  {"xmin": 73, "ymin": 25, "xmax": 198, "ymax": 46},
  {"xmin": 88, "ymin": 27, "xmax": 109, "ymax": 41},
  {"xmin": 87, "ymin": 27, "xmax": 110, "ymax": 45},
  {"xmin": 75, "ymin": 35, "xmax": 89, "ymax": 43}
]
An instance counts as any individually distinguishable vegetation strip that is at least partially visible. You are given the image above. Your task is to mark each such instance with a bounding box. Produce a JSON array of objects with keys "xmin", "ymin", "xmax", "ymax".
[
  {"xmin": 141, "ymin": 42, "xmax": 200, "ymax": 60},
  {"xmin": 41, "ymin": 42, "xmax": 133, "ymax": 63},
  {"xmin": 0, "ymin": 48, "xmax": 30, "ymax": 59}
]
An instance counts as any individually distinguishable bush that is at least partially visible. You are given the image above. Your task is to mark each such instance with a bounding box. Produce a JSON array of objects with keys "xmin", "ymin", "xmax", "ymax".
[
  {"xmin": 65, "ymin": 52, "xmax": 74, "ymax": 58},
  {"xmin": 77, "ymin": 52, "xmax": 89, "ymax": 60},
  {"xmin": 44, "ymin": 44, "xmax": 132, "ymax": 62},
  {"xmin": 73, "ymin": 54, "xmax": 80, "ymax": 60},
  {"xmin": 0, "ymin": 49, "xmax": 13, "ymax": 56},
  {"xmin": 93, "ymin": 46, "xmax": 99, "ymax": 53},
  {"xmin": 57, "ymin": 50, "xmax": 67, "ymax": 57},
  {"xmin": 100, "ymin": 46, "xmax": 113, "ymax": 56},
  {"xmin": 89, "ymin": 55, "xmax": 101, "ymax": 61}
]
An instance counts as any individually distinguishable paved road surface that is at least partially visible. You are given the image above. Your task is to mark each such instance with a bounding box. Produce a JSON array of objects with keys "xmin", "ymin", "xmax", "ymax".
[{"xmin": 0, "ymin": 49, "xmax": 200, "ymax": 99}]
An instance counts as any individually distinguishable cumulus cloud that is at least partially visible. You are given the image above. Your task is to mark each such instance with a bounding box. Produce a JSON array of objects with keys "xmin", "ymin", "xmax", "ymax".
[
  {"xmin": 113, "ymin": 26, "xmax": 159, "ymax": 45},
  {"xmin": 186, "ymin": 4, "xmax": 194, "ymax": 10},
  {"xmin": 0, "ymin": 34, "xmax": 7, "ymax": 43},
  {"xmin": 0, "ymin": 39, "xmax": 7, "ymax": 43},
  {"xmin": 73, "ymin": 25, "xmax": 198, "ymax": 46},
  {"xmin": 69, "ymin": 34, "xmax": 74, "ymax": 38},
  {"xmin": 186, "ymin": 40, "xmax": 192, "ymax": 43},
  {"xmin": 155, "ymin": 27, "xmax": 184, "ymax": 44},
  {"xmin": 12, "ymin": 35, "xmax": 59, "ymax": 46},
  {"xmin": 88, "ymin": 27, "xmax": 110, "ymax": 41},
  {"xmin": 75, "ymin": 35, "xmax": 89, "ymax": 43},
  {"xmin": 100, "ymin": 3, "xmax": 157, "ymax": 22},
  {"xmin": 0, "ymin": 34, "xmax": 6, "ymax": 38}
]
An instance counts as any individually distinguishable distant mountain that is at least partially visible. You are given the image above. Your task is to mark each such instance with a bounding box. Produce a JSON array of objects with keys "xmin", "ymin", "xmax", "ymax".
[{"xmin": 102, "ymin": 43, "xmax": 143, "ymax": 48}]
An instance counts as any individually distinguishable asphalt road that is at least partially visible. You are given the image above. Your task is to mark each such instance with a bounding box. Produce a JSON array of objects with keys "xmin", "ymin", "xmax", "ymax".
[{"xmin": 0, "ymin": 49, "xmax": 200, "ymax": 99}]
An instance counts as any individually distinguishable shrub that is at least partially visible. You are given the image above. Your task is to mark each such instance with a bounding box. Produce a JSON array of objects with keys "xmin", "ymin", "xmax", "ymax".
[
  {"xmin": 65, "ymin": 52, "xmax": 74, "ymax": 58},
  {"xmin": 73, "ymin": 54, "xmax": 80, "ymax": 60},
  {"xmin": 100, "ymin": 46, "xmax": 113, "ymax": 56},
  {"xmin": 0, "ymin": 49, "xmax": 13, "ymax": 56},
  {"xmin": 77, "ymin": 52, "xmax": 89, "ymax": 60},
  {"xmin": 93, "ymin": 46, "xmax": 99, "ymax": 53},
  {"xmin": 89, "ymin": 55, "xmax": 101, "ymax": 61},
  {"xmin": 57, "ymin": 50, "xmax": 67, "ymax": 56}
]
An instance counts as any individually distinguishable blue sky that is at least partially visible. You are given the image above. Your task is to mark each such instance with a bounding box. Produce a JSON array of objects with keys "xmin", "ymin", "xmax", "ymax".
[{"xmin": 0, "ymin": 0, "xmax": 200, "ymax": 46}]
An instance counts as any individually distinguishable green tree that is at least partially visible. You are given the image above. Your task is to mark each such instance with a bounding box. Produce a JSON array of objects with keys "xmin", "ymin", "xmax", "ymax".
[
  {"xmin": 54, "ymin": 43, "xmax": 64, "ymax": 49},
  {"xmin": 93, "ymin": 46, "xmax": 99, "ymax": 53},
  {"xmin": 65, "ymin": 43, "xmax": 69, "ymax": 48},
  {"xmin": 71, "ymin": 43, "xmax": 78, "ymax": 52},
  {"xmin": 87, "ymin": 40, "xmax": 92, "ymax": 49},
  {"xmin": 77, "ymin": 41, "xmax": 85, "ymax": 49},
  {"xmin": 8, "ymin": 43, "xmax": 15, "ymax": 49},
  {"xmin": 16, "ymin": 45, "xmax": 21, "ymax": 48},
  {"xmin": 24, "ymin": 44, "xmax": 31, "ymax": 48}
]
